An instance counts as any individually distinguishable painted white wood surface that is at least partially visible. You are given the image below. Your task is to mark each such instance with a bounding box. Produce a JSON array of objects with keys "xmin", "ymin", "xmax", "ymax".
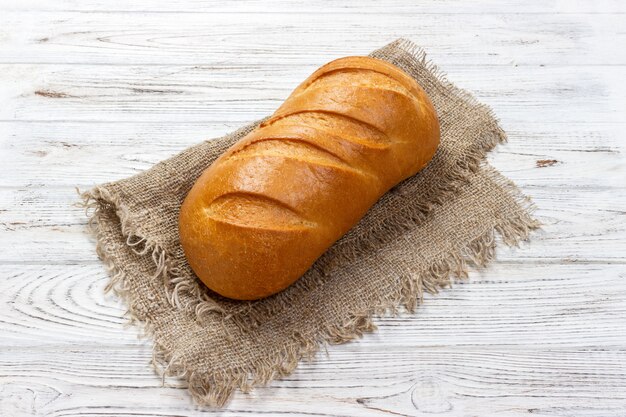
[{"xmin": 1, "ymin": 1, "xmax": 625, "ymax": 415}]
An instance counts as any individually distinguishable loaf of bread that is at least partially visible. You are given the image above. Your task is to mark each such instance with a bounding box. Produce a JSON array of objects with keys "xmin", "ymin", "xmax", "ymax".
[{"xmin": 179, "ymin": 56, "xmax": 440, "ymax": 300}]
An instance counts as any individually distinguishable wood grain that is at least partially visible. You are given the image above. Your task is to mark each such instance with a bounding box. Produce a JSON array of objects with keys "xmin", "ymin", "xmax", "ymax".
[
  {"xmin": 5, "ymin": 0, "xmax": 624, "ymax": 13},
  {"xmin": 1, "ymin": 263, "xmax": 625, "ymax": 416},
  {"xmin": 2, "ymin": 263, "xmax": 625, "ymax": 347},
  {"xmin": 0, "ymin": 9, "xmax": 624, "ymax": 66},
  {"xmin": 1, "ymin": 121, "xmax": 623, "ymax": 187},
  {"xmin": 1, "ymin": 0, "xmax": 625, "ymax": 415},
  {"xmin": 1, "ymin": 64, "xmax": 624, "ymax": 125},
  {"xmin": 2, "ymin": 180, "xmax": 625, "ymax": 264}
]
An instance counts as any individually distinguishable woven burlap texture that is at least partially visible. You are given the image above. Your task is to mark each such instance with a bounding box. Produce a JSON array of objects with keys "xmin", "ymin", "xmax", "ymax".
[{"xmin": 82, "ymin": 39, "xmax": 539, "ymax": 407}]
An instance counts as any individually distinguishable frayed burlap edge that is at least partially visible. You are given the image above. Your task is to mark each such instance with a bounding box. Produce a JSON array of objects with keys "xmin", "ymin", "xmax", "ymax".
[
  {"xmin": 79, "ymin": 38, "xmax": 541, "ymax": 407},
  {"xmin": 80, "ymin": 38, "xmax": 513, "ymax": 325},
  {"xmin": 80, "ymin": 165, "xmax": 539, "ymax": 407}
]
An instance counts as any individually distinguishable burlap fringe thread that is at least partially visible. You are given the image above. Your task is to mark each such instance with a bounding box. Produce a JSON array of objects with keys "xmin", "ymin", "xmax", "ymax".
[{"xmin": 80, "ymin": 38, "xmax": 540, "ymax": 407}]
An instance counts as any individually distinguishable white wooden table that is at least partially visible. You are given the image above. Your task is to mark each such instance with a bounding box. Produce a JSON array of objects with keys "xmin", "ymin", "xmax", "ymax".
[{"xmin": 1, "ymin": 1, "xmax": 625, "ymax": 415}]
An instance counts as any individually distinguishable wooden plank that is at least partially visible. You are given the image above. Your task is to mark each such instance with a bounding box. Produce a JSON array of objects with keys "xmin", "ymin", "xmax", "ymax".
[
  {"xmin": 0, "ymin": 11, "xmax": 624, "ymax": 66},
  {"xmin": 1, "ymin": 263, "xmax": 625, "ymax": 348},
  {"xmin": 0, "ymin": 120, "xmax": 623, "ymax": 188},
  {"xmin": 1, "ymin": 64, "xmax": 623, "ymax": 124},
  {"xmin": 1, "ymin": 262, "xmax": 625, "ymax": 415},
  {"xmin": 1, "ymin": 119, "xmax": 618, "ymax": 157},
  {"xmin": 4, "ymin": 0, "xmax": 625, "ymax": 14},
  {"xmin": 1, "ymin": 347, "xmax": 625, "ymax": 416},
  {"xmin": 0, "ymin": 182, "xmax": 625, "ymax": 263}
]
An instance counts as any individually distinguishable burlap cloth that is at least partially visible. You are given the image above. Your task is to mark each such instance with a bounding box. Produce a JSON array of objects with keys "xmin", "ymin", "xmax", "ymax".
[{"xmin": 82, "ymin": 39, "xmax": 539, "ymax": 407}]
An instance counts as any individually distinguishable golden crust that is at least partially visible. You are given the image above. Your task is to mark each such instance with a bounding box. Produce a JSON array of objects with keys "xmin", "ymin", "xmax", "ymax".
[{"xmin": 179, "ymin": 56, "xmax": 440, "ymax": 300}]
